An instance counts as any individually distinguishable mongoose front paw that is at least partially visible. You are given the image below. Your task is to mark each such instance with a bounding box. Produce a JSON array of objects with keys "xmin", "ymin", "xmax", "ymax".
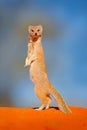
[
  {"xmin": 24, "ymin": 64, "xmax": 28, "ymax": 68},
  {"xmin": 24, "ymin": 57, "xmax": 30, "ymax": 68}
]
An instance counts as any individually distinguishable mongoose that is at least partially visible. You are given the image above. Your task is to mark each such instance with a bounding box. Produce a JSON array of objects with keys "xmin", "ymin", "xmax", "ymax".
[{"xmin": 24, "ymin": 25, "xmax": 71, "ymax": 113}]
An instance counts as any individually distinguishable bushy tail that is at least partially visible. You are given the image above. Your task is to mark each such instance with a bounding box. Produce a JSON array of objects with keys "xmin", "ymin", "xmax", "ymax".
[{"xmin": 49, "ymin": 85, "xmax": 72, "ymax": 113}]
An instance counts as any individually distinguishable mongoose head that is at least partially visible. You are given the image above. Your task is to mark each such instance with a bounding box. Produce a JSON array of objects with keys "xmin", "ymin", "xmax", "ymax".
[{"xmin": 28, "ymin": 25, "xmax": 43, "ymax": 42}]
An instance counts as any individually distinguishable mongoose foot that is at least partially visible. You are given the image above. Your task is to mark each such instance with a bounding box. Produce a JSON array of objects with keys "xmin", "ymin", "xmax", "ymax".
[{"xmin": 35, "ymin": 104, "xmax": 46, "ymax": 110}]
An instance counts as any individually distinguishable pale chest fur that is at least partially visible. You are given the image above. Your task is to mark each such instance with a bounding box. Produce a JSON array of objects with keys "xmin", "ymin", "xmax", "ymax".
[{"xmin": 29, "ymin": 42, "xmax": 47, "ymax": 84}]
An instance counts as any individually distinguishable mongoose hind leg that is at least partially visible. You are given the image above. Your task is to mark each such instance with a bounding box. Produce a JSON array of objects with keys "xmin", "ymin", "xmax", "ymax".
[
  {"xmin": 35, "ymin": 96, "xmax": 51, "ymax": 110},
  {"xmin": 45, "ymin": 96, "xmax": 51, "ymax": 110},
  {"xmin": 35, "ymin": 104, "xmax": 46, "ymax": 110}
]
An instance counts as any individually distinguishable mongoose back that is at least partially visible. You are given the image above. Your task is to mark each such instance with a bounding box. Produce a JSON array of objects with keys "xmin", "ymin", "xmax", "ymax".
[{"xmin": 24, "ymin": 25, "xmax": 71, "ymax": 113}]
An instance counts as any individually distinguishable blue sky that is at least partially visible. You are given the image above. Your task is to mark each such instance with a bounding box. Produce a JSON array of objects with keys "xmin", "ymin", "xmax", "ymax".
[{"xmin": 0, "ymin": 0, "xmax": 87, "ymax": 107}]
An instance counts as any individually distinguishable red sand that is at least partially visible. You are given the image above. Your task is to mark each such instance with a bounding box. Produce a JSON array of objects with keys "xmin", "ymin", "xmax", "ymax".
[{"xmin": 0, "ymin": 106, "xmax": 87, "ymax": 130}]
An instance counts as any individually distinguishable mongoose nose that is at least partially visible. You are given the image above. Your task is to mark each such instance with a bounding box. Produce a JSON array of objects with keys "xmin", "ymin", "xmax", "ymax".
[{"xmin": 35, "ymin": 33, "xmax": 37, "ymax": 36}]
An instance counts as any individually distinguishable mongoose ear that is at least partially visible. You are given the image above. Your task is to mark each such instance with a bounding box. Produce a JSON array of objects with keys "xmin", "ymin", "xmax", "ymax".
[
  {"xmin": 28, "ymin": 25, "xmax": 33, "ymax": 33},
  {"xmin": 39, "ymin": 25, "xmax": 43, "ymax": 32}
]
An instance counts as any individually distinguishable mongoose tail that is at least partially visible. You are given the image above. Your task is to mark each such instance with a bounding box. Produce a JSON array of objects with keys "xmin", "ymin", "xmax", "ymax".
[{"xmin": 49, "ymin": 85, "xmax": 72, "ymax": 113}]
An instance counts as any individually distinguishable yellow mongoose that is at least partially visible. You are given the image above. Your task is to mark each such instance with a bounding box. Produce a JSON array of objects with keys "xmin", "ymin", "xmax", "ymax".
[{"xmin": 24, "ymin": 25, "xmax": 71, "ymax": 113}]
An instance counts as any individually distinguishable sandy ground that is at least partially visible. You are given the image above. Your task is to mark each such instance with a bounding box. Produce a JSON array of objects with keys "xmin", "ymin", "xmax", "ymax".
[{"xmin": 0, "ymin": 106, "xmax": 87, "ymax": 130}]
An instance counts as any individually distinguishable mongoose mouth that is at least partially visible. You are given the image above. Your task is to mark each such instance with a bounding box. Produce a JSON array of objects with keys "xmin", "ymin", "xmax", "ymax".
[{"xmin": 30, "ymin": 35, "xmax": 41, "ymax": 42}]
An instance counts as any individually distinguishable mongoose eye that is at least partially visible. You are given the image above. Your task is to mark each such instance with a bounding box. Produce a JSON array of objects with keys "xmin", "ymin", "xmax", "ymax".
[
  {"xmin": 37, "ymin": 29, "xmax": 40, "ymax": 32},
  {"xmin": 31, "ymin": 29, "xmax": 34, "ymax": 32}
]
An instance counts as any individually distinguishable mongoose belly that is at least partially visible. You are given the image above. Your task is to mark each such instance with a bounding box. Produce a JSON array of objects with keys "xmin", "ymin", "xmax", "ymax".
[{"xmin": 30, "ymin": 62, "xmax": 48, "ymax": 85}]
